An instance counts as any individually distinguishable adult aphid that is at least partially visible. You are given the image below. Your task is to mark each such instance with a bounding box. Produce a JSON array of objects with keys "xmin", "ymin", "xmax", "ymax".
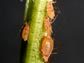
[
  {"xmin": 21, "ymin": 22, "xmax": 29, "ymax": 41},
  {"xmin": 41, "ymin": 36, "xmax": 54, "ymax": 62}
]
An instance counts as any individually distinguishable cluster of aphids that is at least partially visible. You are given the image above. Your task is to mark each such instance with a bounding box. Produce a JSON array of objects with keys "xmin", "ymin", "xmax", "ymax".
[{"xmin": 21, "ymin": 0, "xmax": 61, "ymax": 63}]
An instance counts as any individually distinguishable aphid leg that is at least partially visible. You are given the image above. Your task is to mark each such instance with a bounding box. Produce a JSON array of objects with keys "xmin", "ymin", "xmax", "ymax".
[
  {"xmin": 49, "ymin": 8, "xmax": 61, "ymax": 24},
  {"xmin": 48, "ymin": 14, "xmax": 57, "ymax": 24}
]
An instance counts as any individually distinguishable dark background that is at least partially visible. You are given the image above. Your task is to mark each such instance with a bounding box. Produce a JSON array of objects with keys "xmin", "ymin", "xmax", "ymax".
[{"xmin": 0, "ymin": 0, "xmax": 84, "ymax": 63}]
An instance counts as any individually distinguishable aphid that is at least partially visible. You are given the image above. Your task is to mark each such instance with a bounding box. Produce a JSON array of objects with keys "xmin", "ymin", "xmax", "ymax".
[
  {"xmin": 41, "ymin": 36, "xmax": 53, "ymax": 62},
  {"xmin": 44, "ymin": 16, "xmax": 52, "ymax": 36},
  {"xmin": 47, "ymin": 0, "xmax": 55, "ymax": 20},
  {"xmin": 21, "ymin": 22, "xmax": 29, "ymax": 41}
]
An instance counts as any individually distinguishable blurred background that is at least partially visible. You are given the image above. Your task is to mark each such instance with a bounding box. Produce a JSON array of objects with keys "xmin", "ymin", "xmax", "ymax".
[{"xmin": 0, "ymin": 0, "xmax": 84, "ymax": 63}]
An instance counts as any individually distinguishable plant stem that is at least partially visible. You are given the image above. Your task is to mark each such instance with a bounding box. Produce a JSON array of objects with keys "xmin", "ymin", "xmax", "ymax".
[
  {"xmin": 22, "ymin": 0, "xmax": 47, "ymax": 63},
  {"xmin": 23, "ymin": 0, "xmax": 29, "ymax": 23}
]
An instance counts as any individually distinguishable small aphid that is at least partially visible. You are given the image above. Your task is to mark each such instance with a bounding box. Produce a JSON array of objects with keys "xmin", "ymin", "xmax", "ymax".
[
  {"xmin": 41, "ymin": 37, "xmax": 53, "ymax": 62},
  {"xmin": 47, "ymin": 1, "xmax": 55, "ymax": 19},
  {"xmin": 44, "ymin": 16, "xmax": 52, "ymax": 36},
  {"xmin": 21, "ymin": 22, "xmax": 29, "ymax": 41}
]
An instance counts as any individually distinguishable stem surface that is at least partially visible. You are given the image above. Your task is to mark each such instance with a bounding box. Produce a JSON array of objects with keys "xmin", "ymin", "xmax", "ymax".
[{"xmin": 23, "ymin": 0, "xmax": 47, "ymax": 63}]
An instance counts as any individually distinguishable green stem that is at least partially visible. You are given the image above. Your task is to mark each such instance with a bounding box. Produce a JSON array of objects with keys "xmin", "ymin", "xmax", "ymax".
[
  {"xmin": 22, "ymin": 0, "xmax": 47, "ymax": 63},
  {"xmin": 23, "ymin": 0, "xmax": 29, "ymax": 23}
]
